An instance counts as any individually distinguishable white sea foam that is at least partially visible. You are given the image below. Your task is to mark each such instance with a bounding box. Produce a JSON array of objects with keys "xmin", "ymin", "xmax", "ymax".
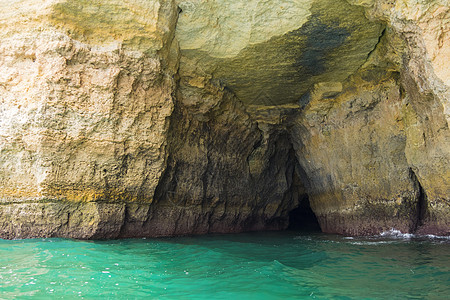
[
  {"xmin": 349, "ymin": 241, "xmax": 395, "ymax": 245},
  {"xmin": 424, "ymin": 234, "xmax": 450, "ymax": 240},
  {"xmin": 379, "ymin": 229, "xmax": 414, "ymax": 239},
  {"xmin": 378, "ymin": 229, "xmax": 450, "ymax": 241}
]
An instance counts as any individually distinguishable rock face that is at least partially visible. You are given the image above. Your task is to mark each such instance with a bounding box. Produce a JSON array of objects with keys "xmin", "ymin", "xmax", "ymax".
[
  {"xmin": 0, "ymin": 0, "xmax": 448, "ymax": 239},
  {"xmin": 177, "ymin": 0, "xmax": 384, "ymax": 105},
  {"xmin": 291, "ymin": 0, "xmax": 450, "ymax": 235},
  {"xmin": 0, "ymin": 0, "xmax": 179, "ymax": 238}
]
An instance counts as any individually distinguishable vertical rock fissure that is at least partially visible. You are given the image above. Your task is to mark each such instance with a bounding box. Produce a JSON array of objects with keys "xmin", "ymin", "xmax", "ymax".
[
  {"xmin": 409, "ymin": 168, "xmax": 427, "ymax": 232},
  {"xmin": 287, "ymin": 194, "xmax": 321, "ymax": 231},
  {"xmin": 118, "ymin": 205, "xmax": 129, "ymax": 238},
  {"xmin": 283, "ymin": 143, "xmax": 321, "ymax": 232}
]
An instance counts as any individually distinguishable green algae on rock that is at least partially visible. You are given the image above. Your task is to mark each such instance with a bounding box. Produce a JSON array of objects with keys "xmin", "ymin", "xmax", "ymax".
[{"xmin": 177, "ymin": 0, "xmax": 384, "ymax": 106}]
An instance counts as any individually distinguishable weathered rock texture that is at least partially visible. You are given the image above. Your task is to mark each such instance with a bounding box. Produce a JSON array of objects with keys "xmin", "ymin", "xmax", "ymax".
[
  {"xmin": 290, "ymin": 0, "xmax": 450, "ymax": 235},
  {"xmin": 0, "ymin": 0, "xmax": 179, "ymax": 238},
  {"xmin": 177, "ymin": 0, "xmax": 384, "ymax": 105},
  {"xmin": 0, "ymin": 0, "xmax": 448, "ymax": 239}
]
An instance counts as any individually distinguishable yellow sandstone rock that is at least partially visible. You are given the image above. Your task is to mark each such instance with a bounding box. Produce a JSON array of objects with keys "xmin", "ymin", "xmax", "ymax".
[{"xmin": 0, "ymin": 0, "xmax": 448, "ymax": 238}]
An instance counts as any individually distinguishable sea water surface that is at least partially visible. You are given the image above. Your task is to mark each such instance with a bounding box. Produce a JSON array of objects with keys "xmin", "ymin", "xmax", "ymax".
[{"xmin": 0, "ymin": 230, "xmax": 449, "ymax": 299}]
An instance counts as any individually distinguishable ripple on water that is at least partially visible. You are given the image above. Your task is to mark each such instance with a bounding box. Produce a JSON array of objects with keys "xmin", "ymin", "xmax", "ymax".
[{"xmin": 0, "ymin": 231, "xmax": 449, "ymax": 299}]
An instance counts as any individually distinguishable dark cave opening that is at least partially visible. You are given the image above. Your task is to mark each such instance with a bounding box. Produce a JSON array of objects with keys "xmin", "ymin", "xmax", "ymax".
[
  {"xmin": 281, "ymin": 142, "xmax": 321, "ymax": 233},
  {"xmin": 409, "ymin": 168, "xmax": 428, "ymax": 232},
  {"xmin": 288, "ymin": 194, "xmax": 321, "ymax": 232}
]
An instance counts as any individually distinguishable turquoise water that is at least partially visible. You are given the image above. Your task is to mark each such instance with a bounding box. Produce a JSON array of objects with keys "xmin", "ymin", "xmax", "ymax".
[{"xmin": 1, "ymin": 231, "xmax": 449, "ymax": 299}]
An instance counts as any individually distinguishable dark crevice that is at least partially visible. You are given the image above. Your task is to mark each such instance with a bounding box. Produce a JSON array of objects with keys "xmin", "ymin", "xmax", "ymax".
[
  {"xmin": 284, "ymin": 151, "xmax": 321, "ymax": 232},
  {"xmin": 409, "ymin": 168, "xmax": 427, "ymax": 232},
  {"xmin": 118, "ymin": 205, "xmax": 128, "ymax": 237},
  {"xmin": 288, "ymin": 194, "xmax": 321, "ymax": 232},
  {"xmin": 273, "ymin": 135, "xmax": 321, "ymax": 233},
  {"xmin": 365, "ymin": 27, "xmax": 386, "ymax": 61}
]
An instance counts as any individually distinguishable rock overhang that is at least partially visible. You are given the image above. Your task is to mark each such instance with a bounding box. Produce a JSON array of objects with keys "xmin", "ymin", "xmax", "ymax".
[{"xmin": 176, "ymin": 0, "xmax": 385, "ymax": 106}]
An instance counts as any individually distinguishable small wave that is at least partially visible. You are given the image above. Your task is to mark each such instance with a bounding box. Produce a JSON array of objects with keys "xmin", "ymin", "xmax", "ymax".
[
  {"xmin": 378, "ymin": 229, "xmax": 450, "ymax": 241},
  {"xmin": 423, "ymin": 234, "xmax": 450, "ymax": 240},
  {"xmin": 379, "ymin": 229, "xmax": 414, "ymax": 239},
  {"xmin": 349, "ymin": 241, "xmax": 395, "ymax": 246},
  {"xmin": 293, "ymin": 236, "xmax": 313, "ymax": 241}
]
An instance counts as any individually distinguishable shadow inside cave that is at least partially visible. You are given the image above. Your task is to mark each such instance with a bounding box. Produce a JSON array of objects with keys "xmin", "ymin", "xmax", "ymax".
[{"xmin": 288, "ymin": 194, "xmax": 322, "ymax": 232}]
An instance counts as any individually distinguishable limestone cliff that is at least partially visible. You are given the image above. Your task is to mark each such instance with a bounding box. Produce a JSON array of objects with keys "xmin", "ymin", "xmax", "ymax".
[{"xmin": 0, "ymin": 0, "xmax": 448, "ymax": 239}]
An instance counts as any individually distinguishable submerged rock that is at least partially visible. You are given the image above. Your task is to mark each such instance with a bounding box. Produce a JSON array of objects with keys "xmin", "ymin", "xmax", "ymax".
[{"xmin": 0, "ymin": 0, "xmax": 448, "ymax": 238}]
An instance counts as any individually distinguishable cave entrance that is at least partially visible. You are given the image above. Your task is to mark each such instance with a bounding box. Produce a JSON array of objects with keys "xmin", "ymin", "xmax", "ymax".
[
  {"xmin": 288, "ymin": 194, "xmax": 321, "ymax": 232},
  {"xmin": 282, "ymin": 144, "xmax": 321, "ymax": 232}
]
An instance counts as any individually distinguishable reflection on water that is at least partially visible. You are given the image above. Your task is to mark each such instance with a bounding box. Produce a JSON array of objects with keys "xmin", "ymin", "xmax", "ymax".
[{"xmin": 1, "ymin": 231, "xmax": 449, "ymax": 299}]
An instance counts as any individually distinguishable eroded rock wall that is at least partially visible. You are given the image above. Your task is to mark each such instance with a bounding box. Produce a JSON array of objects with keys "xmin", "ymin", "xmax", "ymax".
[
  {"xmin": 0, "ymin": 0, "xmax": 179, "ymax": 238},
  {"xmin": 290, "ymin": 2, "xmax": 450, "ymax": 235},
  {"xmin": 291, "ymin": 38, "xmax": 420, "ymax": 235},
  {"xmin": 119, "ymin": 81, "xmax": 303, "ymax": 237},
  {"xmin": 0, "ymin": 0, "xmax": 448, "ymax": 238}
]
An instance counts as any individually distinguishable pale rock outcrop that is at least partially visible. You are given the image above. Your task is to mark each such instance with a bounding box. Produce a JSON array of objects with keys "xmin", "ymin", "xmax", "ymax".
[
  {"xmin": 176, "ymin": 0, "xmax": 314, "ymax": 58},
  {"xmin": 0, "ymin": 0, "xmax": 179, "ymax": 238}
]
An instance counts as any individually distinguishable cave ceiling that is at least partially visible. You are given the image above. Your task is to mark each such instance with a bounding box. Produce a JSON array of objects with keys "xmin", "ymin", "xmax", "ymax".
[{"xmin": 176, "ymin": 0, "xmax": 384, "ymax": 106}]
